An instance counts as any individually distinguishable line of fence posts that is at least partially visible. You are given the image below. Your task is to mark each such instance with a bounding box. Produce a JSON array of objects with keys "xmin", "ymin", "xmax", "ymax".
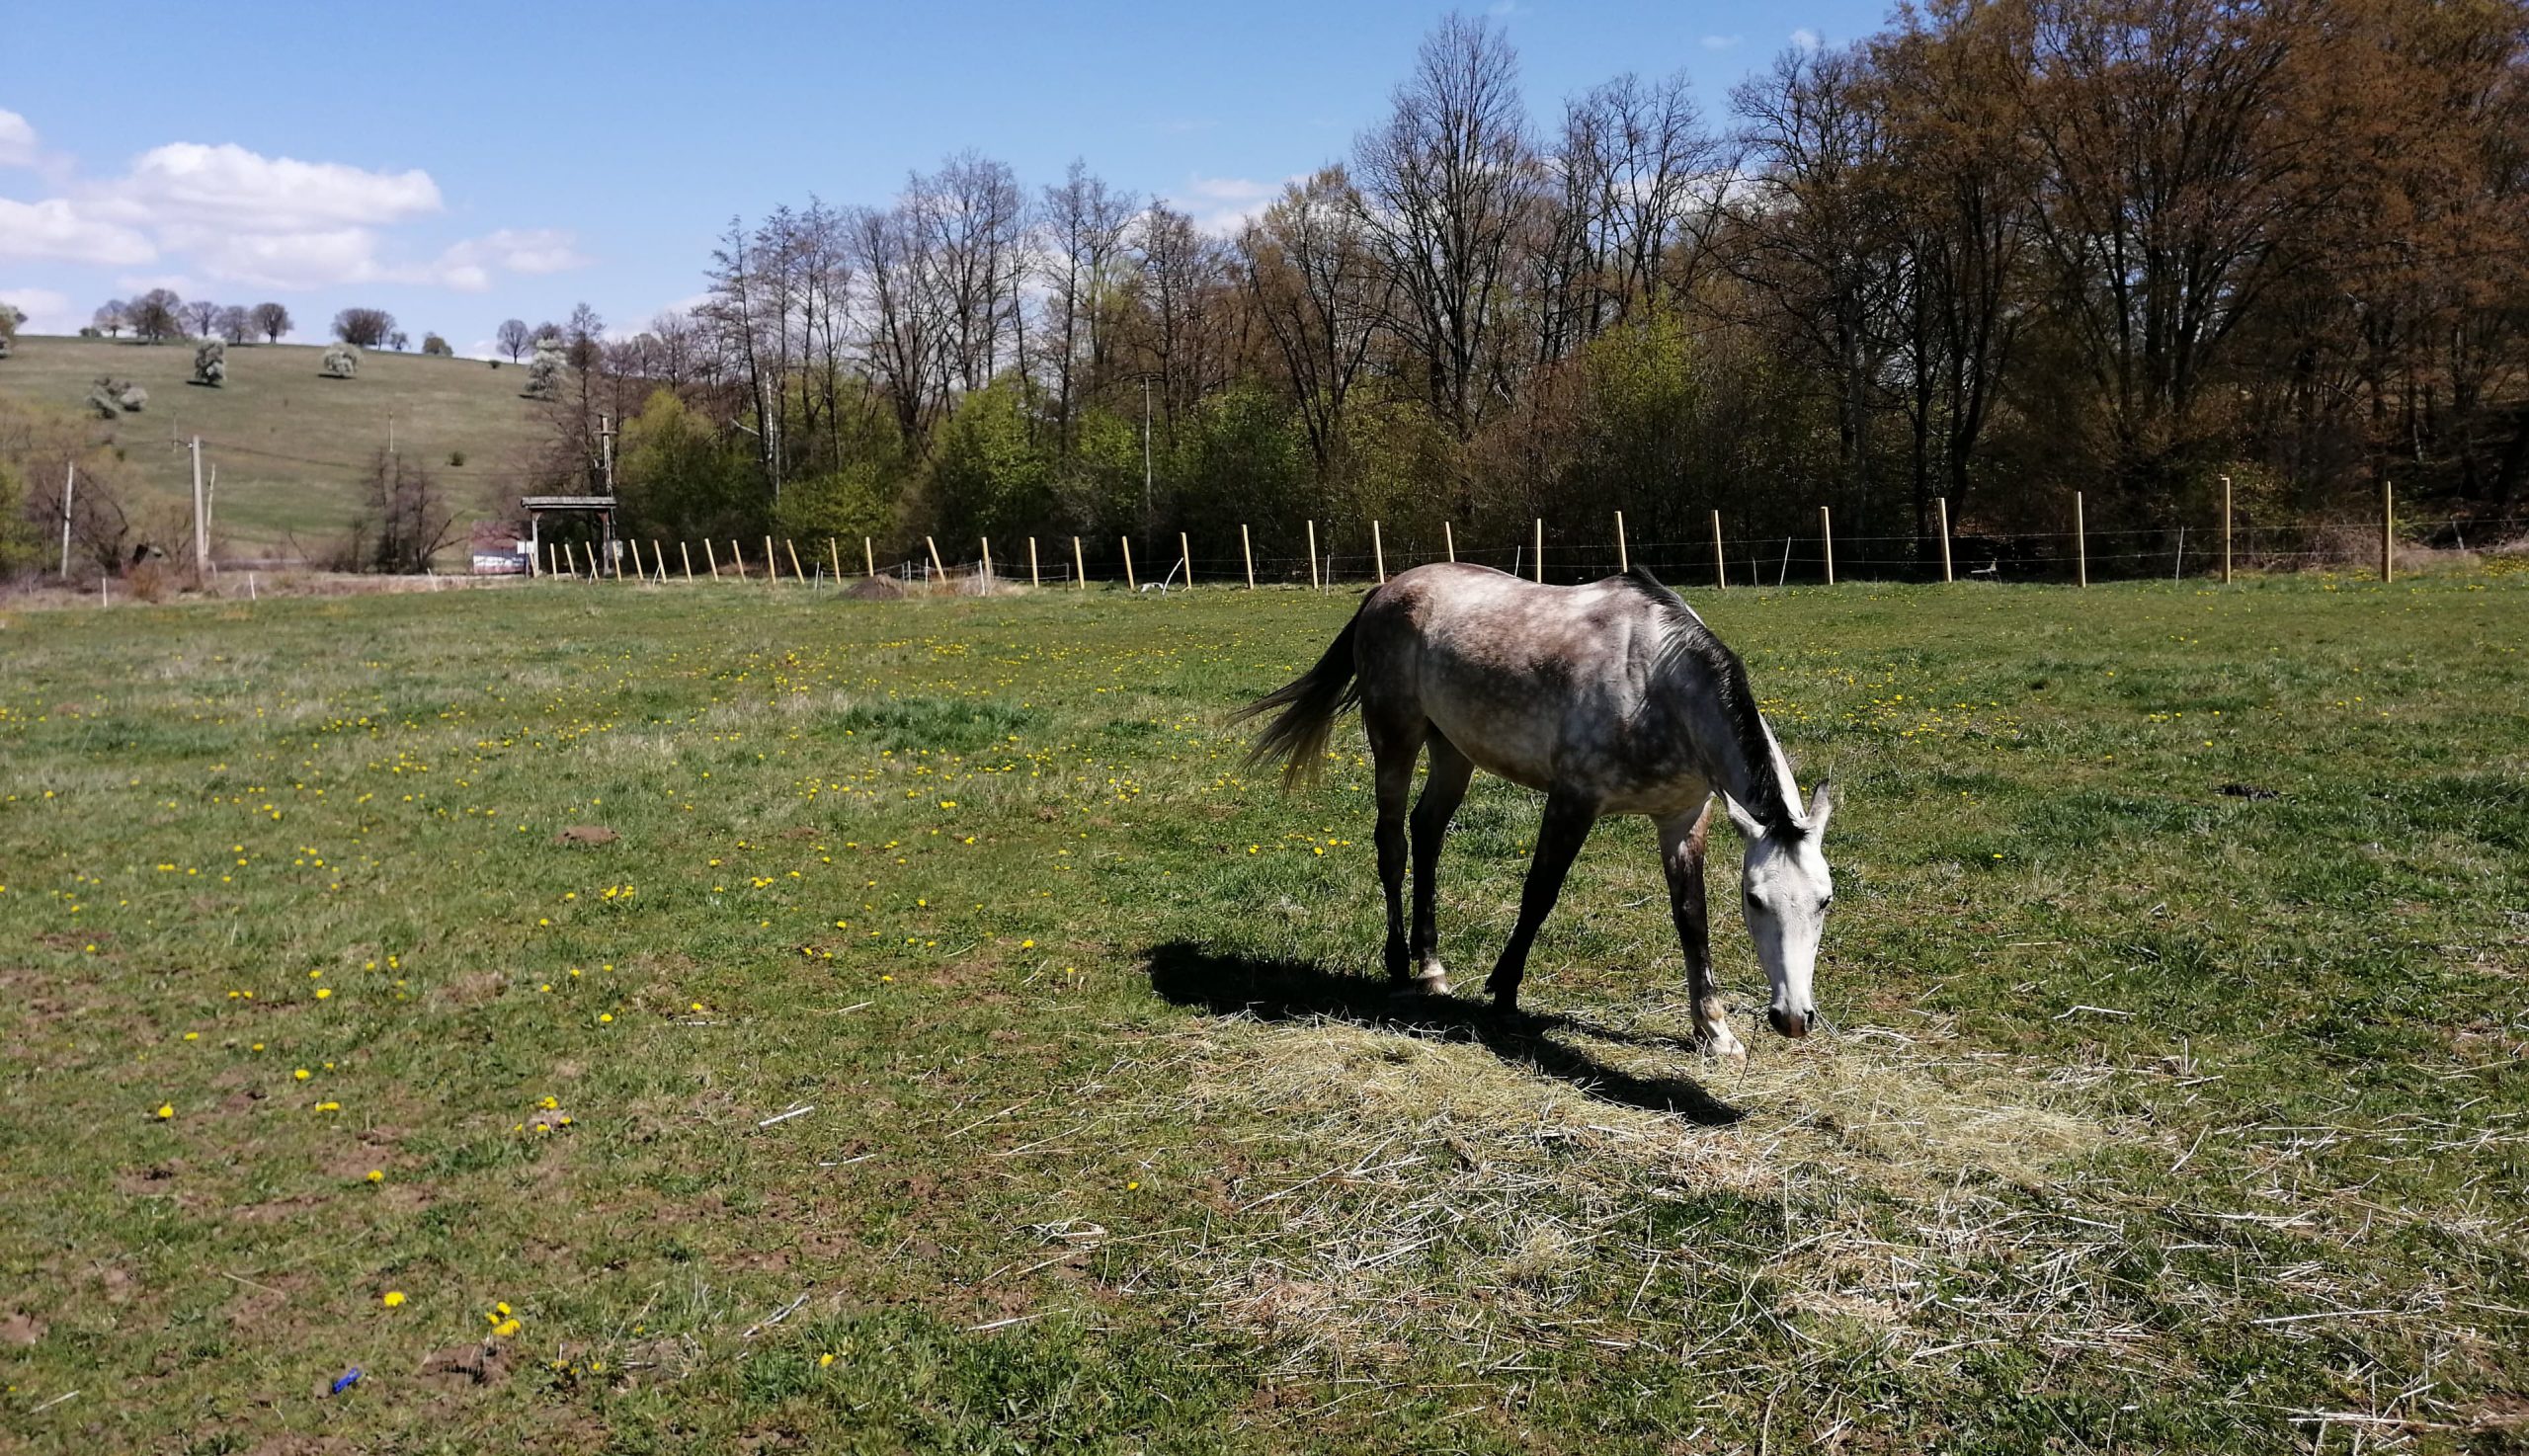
[{"xmin": 521, "ymin": 487, "xmax": 2423, "ymax": 596}]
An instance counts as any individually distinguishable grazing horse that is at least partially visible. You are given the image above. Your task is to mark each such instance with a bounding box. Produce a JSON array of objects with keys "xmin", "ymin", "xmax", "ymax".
[{"xmin": 1233, "ymin": 563, "xmax": 1835, "ymax": 1056}]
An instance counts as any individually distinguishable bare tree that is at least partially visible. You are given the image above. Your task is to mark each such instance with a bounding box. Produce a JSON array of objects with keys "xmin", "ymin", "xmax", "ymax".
[
  {"xmin": 179, "ymin": 298, "xmax": 222, "ymax": 339},
  {"xmin": 333, "ymin": 308, "xmax": 395, "ymax": 347},
  {"xmin": 496, "ymin": 318, "xmax": 531, "ymax": 363},
  {"xmin": 1350, "ymin": 14, "xmax": 1540, "ymax": 438},
  {"xmin": 216, "ymin": 305, "xmax": 253, "ymax": 344},
  {"xmin": 129, "ymin": 289, "xmax": 184, "ymax": 343},
  {"xmin": 1038, "ymin": 160, "xmax": 1138, "ymax": 445},
  {"xmin": 250, "ymin": 302, "xmax": 292, "ymax": 343},
  {"xmin": 93, "ymin": 300, "xmax": 128, "ymax": 338},
  {"xmin": 1243, "ymin": 167, "xmax": 1391, "ymax": 472}
]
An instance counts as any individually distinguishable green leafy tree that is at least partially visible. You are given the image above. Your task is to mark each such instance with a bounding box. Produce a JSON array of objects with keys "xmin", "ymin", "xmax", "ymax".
[{"xmin": 615, "ymin": 389, "xmax": 764, "ymax": 543}]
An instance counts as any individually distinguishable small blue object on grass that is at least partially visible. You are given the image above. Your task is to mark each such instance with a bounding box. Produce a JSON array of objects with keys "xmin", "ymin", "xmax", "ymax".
[{"xmin": 329, "ymin": 1368, "xmax": 362, "ymax": 1395}]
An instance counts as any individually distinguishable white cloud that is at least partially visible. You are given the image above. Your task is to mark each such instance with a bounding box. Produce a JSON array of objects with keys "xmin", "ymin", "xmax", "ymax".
[
  {"xmin": 1790, "ymin": 27, "xmax": 1823, "ymax": 50},
  {"xmin": 83, "ymin": 141, "xmax": 442, "ymax": 232},
  {"xmin": 0, "ymin": 197, "xmax": 156, "ymax": 266},
  {"xmin": 0, "ymin": 111, "xmax": 37, "ymax": 169},
  {"xmin": 0, "ymin": 121, "xmax": 582, "ymax": 297},
  {"xmin": 1171, "ymin": 174, "xmax": 1295, "ymax": 236},
  {"xmin": 1701, "ymin": 34, "xmax": 1742, "ymax": 50},
  {"xmin": 0, "ymin": 285, "xmax": 76, "ymax": 335}
]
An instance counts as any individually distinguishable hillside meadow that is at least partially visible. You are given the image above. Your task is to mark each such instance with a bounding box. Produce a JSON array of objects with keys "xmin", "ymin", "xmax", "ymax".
[
  {"xmin": 0, "ymin": 334, "xmax": 551, "ymax": 557},
  {"xmin": 0, "ymin": 570, "xmax": 2524, "ymax": 1452}
]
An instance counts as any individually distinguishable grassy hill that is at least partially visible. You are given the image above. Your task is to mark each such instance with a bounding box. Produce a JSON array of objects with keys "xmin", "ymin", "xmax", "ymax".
[{"xmin": 0, "ymin": 334, "xmax": 556, "ymax": 558}]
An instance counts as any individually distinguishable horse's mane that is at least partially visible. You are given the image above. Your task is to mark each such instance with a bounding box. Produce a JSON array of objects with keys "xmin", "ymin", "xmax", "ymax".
[{"xmin": 1610, "ymin": 567, "xmax": 1799, "ymax": 834}]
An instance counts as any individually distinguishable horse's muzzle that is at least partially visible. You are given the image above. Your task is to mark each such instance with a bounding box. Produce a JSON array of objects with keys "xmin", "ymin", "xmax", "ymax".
[{"xmin": 1768, "ymin": 1007, "xmax": 1815, "ymax": 1039}]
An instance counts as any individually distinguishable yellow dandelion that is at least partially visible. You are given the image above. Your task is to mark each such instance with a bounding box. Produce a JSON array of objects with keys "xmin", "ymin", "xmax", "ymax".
[{"xmin": 381, "ymin": 1290, "xmax": 405, "ymax": 1308}]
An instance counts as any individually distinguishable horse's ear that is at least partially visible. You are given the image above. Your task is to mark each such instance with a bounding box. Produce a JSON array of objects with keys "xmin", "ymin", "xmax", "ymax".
[
  {"xmin": 1722, "ymin": 794, "xmax": 1764, "ymax": 841},
  {"xmin": 1807, "ymin": 779, "xmax": 1835, "ymax": 835}
]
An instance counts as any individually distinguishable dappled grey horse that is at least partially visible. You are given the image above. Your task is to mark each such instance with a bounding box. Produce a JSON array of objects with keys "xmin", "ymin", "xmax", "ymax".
[{"xmin": 1234, "ymin": 563, "xmax": 1835, "ymax": 1056}]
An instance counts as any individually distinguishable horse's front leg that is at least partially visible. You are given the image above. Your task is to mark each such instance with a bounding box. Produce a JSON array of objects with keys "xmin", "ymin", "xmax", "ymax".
[
  {"xmin": 1486, "ymin": 790, "xmax": 1598, "ymax": 1013},
  {"xmin": 1659, "ymin": 800, "xmax": 1743, "ymax": 1059}
]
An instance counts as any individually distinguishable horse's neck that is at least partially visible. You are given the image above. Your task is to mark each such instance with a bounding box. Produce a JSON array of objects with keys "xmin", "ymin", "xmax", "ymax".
[{"xmin": 1667, "ymin": 653, "xmax": 1795, "ymax": 826}]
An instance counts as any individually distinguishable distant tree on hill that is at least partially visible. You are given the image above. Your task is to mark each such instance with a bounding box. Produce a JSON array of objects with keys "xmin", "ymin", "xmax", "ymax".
[
  {"xmin": 179, "ymin": 298, "xmax": 221, "ymax": 339},
  {"xmin": 216, "ymin": 305, "xmax": 253, "ymax": 344},
  {"xmin": 388, "ymin": 330, "xmax": 410, "ymax": 351},
  {"xmin": 93, "ymin": 300, "xmax": 127, "ymax": 338},
  {"xmin": 532, "ymin": 320, "xmax": 561, "ymax": 348},
  {"xmin": 564, "ymin": 301, "xmax": 606, "ymax": 370},
  {"xmin": 496, "ymin": 318, "xmax": 531, "ymax": 363},
  {"xmin": 128, "ymin": 290, "xmax": 183, "ymax": 343},
  {"xmin": 332, "ymin": 307, "xmax": 394, "ymax": 348},
  {"xmin": 250, "ymin": 302, "xmax": 291, "ymax": 343},
  {"xmin": 347, "ymin": 446, "xmax": 458, "ymax": 573},
  {"xmin": 421, "ymin": 333, "xmax": 452, "ymax": 357}
]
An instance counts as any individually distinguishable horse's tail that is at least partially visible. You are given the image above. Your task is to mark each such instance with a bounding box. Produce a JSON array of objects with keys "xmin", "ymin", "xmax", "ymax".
[{"xmin": 1231, "ymin": 600, "xmax": 1365, "ymax": 789}]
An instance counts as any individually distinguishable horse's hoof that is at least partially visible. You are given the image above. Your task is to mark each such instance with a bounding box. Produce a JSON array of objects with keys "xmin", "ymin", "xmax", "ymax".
[{"xmin": 1699, "ymin": 1028, "xmax": 1748, "ymax": 1065}]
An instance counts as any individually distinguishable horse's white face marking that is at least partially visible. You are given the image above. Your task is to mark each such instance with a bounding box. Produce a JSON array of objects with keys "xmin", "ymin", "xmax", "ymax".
[{"xmin": 1731, "ymin": 783, "xmax": 1835, "ymax": 1037}]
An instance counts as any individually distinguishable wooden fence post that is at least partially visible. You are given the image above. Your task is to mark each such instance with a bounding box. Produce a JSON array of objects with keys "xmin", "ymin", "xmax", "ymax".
[
  {"xmin": 1712, "ymin": 510, "xmax": 1727, "ymax": 589},
  {"xmin": 863, "ymin": 536, "xmax": 875, "ymax": 579},
  {"xmin": 786, "ymin": 538, "xmax": 804, "ymax": 582},
  {"xmin": 731, "ymin": 541, "xmax": 748, "ymax": 580},
  {"xmin": 1028, "ymin": 536, "xmax": 1041, "ymax": 588},
  {"xmin": 1615, "ymin": 511, "xmax": 1629, "ymax": 572},
  {"xmin": 1533, "ymin": 518, "xmax": 1544, "ymax": 584},
  {"xmin": 681, "ymin": 541, "xmax": 693, "ymax": 581},
  {"xmin": 2075, "ymin": 492, "xmax": 2087, "ymax": 588},
  {"xmin": 1820, "ymin": 507, "xmax": 1835, "ymax": 586},
  {"xmin": 926, "ymin": 535, "xmax": 945, "ymax": 581},
  {"xmin": 563, "ymin": 541, "xmax": 578, "ymax": 577},
  {"xmin": 624, "ymin": 539, "xmax": 641, "ymax": 578},
  {"xmin": 1372, "ymin": 521, "xmax": 1386, "ymax": 584},
  {"xmin": 1073, "ymin": 535, "xmax": 1086, "ymax": 591},
  {"xmin": 2381, "ymin": 480, "xmax": 2394, "ymax": 583},
  {"xmin": 981, "ymin": 536, "xmax": 993, "ymax": 581},
  {"xmin": 1121, "ymin": 535, "xmax": 1137, "ymax": 591},
  {"xmin": 1443, "ymin": 522, "xmax": 1456, "ymax": 563},
  {"xmin": 1307, "ymin": 521, "xmax": 1321, "ymax": 591},
  {"xmin": 1936, "ymin": 497, "xmax": 1953, "ymax": 583},
  {"xmin": 829, "ymin": 537, "xmax": 841, "ymax": 584},
  {"xmin": 2221, "ymin": 475, "xmax": 2234, "ymax": 585},
  {"xmin": 704, "ymin": 538, "xmax": 719, "ymax": 580},
  {"xmin": 1241, "ymin": 524, "xmax": 1255, "ymax": 589},
  {"xmin": 766, "ymin": 535, "xmax": 779, "ymax": 582},
  {"xmin": 1180, "ymin": 531, "xmax": 1191, "ymax": 587}
]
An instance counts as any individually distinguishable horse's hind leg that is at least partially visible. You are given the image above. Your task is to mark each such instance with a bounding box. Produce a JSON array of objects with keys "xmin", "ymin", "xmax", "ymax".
[
  {"xmin": 1365, "ymin": 711, "xmax": 1428, "ymax": 986},
  {"xmin": 1408, "ymin": 733, "xmax": 1475, "ymax": 993},
  {"xmin": 1659, "ymin": 800, "xmax": 1744, "ymax": 1059}
]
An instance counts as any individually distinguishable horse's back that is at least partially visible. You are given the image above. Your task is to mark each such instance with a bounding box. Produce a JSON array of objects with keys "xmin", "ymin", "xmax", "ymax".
[{"xmin": 1355, "ymin": 564, "xmax": 1670, "ymax": 796}]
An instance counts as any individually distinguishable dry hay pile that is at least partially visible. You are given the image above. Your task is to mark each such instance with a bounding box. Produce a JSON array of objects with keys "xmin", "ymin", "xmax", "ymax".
[{"xmin": 1126, "ymin": 1006, "xmax": 2113, "ymax": 1380}]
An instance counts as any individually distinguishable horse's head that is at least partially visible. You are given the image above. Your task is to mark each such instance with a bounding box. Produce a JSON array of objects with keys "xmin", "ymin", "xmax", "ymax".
[{"xmin": 1726, "ymin": 782, "xmax": 1835, "ymax": 1038}]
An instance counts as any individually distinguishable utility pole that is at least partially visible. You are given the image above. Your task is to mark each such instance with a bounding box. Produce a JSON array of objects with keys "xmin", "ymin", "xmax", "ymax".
[
  {"xmin": 190, "ymin": 436, "xmax": 207, "ymax": 575},
  {"xmin": 1140, "ymin": 375, "xmax": 1153, "ymax": 529},
  {"xmin": 59, "ymin": 463, "xmax": 74, "ymax": 579},
  {"xmin": 600, "ymin": 414, "xmax": 618, "ymax": 577}
]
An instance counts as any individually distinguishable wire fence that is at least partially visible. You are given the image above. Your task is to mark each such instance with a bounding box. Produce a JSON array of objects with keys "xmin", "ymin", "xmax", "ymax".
[{"xmin": 504, "ymin": 505, "xmax": 2527, "ymax": 595}]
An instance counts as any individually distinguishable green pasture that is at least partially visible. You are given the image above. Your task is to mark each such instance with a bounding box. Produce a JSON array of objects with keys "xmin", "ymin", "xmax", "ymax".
[
  {"xmin": 1, "ymin": 570, "xmax": 2523, "ymax": 1452},
  {"xmin": 0, "ymin": 334, "xmax": 548, "ymax": 553}
]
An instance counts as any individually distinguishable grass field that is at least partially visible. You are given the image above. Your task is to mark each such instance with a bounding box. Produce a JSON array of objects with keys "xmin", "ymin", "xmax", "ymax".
[
  {"xmin": 0, "ymin": 334, "xmax": 550, "ymax": 555},
  {"xmin": 2, "ymin": 570, "xmax": 2524, "ymax": 1453}
]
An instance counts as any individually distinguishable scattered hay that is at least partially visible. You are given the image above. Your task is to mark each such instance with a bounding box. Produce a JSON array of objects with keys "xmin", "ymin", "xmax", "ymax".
[
  {"xmin": 1135, "ymin": 1008, "xmax": 2111, "ymax": 1375},
  {"xmin": 843, "ymin": 575, "xmax": 907, "ymax": 601},
  {"xmin": 553, "ymin": 826, "xmax": 618, "ymax": 846}
]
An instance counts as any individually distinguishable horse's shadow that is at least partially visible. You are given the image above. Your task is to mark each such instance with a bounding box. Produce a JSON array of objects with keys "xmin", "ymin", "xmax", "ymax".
[{"xmin": 1143, "ymin": 940, "xmax": 1745, "ymax": 1127}]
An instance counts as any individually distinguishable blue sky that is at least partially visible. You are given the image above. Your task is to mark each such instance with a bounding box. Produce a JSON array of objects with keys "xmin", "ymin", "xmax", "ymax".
[{"xmin": 1, "ymin": 1, "xmax": 1888, "ymax": 355}]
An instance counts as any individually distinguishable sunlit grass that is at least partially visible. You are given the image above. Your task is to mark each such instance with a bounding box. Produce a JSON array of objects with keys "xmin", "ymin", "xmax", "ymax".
[{"xmin": 0, "ymin": 570, "xmax": 2522, "ymax": 1452}]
